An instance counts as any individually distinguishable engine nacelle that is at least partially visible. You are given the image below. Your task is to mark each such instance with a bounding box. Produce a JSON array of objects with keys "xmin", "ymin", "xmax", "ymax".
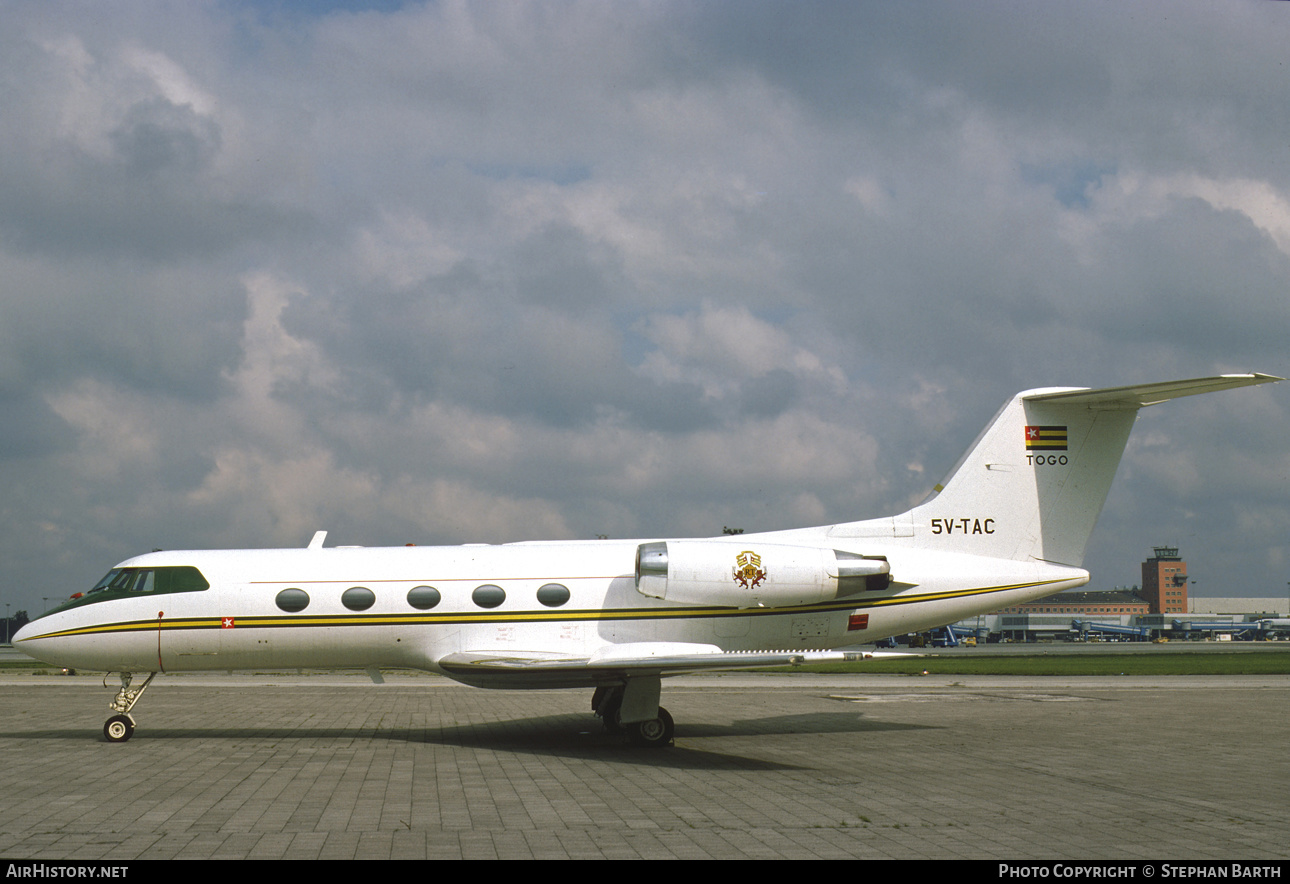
[{"xmin": 635, "ymin": 541, "xmax": 890, "ymax": 608}]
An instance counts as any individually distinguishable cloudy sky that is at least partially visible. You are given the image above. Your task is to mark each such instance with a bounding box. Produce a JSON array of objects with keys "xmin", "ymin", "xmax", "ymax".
[{"xmin": 2, "ymin": 0, "xmax": 1288, "ymax": 621}]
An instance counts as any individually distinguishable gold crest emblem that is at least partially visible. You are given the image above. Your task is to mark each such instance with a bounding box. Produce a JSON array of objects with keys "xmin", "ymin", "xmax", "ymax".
[{"xmin": 733, "ymin": 550, "xmax": 767, "ymax": 589}]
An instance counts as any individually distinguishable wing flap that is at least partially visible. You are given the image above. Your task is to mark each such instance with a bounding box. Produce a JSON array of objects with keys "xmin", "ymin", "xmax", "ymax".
[{"xmin": 435, "ymin": 642, "xmax": 893, "ymax": 688}]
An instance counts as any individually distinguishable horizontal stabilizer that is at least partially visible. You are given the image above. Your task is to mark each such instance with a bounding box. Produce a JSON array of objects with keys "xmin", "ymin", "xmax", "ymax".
[{"xmin": 1023, "ymin": 373, "xmax": 1281, "ymax": 408}]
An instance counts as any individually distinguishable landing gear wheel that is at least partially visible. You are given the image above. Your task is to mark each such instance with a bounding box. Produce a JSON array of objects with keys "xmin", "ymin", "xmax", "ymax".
[
  {"xmin": 104, "ymin": 714, "xmax": 135, "ymax": 743},
  {"xmin": 627, "ymin": 706, "xmax": 674, "ymax": 748}
]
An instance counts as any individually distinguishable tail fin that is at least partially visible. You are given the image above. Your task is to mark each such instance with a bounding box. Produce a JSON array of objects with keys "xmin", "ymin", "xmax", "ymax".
[{"xmin": 907, "ymin": 374, "xmax": 1279, "ymax": 567}]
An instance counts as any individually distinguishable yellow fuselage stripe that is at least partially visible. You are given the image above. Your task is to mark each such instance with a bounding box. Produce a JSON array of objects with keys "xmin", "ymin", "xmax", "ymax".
[{"xmin": 23, "ymin": 579, "xmax": 1063, "ymax": 641}]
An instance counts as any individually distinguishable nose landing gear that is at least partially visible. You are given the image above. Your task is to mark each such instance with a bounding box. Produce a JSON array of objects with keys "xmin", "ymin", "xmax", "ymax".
[{"xmin": 103, "ymin": 672, "xmax": 157, "ymax": 743}]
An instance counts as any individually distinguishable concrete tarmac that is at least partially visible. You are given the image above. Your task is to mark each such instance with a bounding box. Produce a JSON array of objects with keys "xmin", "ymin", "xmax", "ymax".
[{"xmin": 0, "ymin": 670, "xmax": 1287, "ymax": 860}]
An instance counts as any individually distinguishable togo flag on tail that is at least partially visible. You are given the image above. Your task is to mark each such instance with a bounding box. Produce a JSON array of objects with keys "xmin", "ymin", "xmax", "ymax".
[{"xmin": 1025, "ymin": 425, "xmax": 1068, "ymax": 451}]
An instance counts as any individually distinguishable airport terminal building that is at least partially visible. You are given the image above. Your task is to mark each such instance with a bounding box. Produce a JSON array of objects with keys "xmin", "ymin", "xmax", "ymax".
[{"xmin": 948, "ymin": 546, "xmax": 1289, "ymax": 644}]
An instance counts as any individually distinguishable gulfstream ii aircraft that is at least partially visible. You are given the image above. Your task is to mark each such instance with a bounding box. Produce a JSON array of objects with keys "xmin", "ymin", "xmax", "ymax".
[{"xmin": 14, "ymin": 374, "xmax": 1279, "ymax": 746}]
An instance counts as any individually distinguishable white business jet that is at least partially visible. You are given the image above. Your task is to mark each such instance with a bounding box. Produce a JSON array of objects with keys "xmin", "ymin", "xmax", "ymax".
[{"xmin": 14, "ymin": 374, "xmax": 1279, "ymax": 746}]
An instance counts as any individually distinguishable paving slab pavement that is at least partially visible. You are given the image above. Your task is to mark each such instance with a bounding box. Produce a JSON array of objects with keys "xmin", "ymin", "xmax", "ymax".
[{"xmin": 0, "ymin": 671, "xmax": 1286, "ymax": 860}]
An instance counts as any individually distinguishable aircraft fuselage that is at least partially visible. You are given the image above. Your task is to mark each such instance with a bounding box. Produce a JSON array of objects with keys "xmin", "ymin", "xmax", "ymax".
[{"xmin": 20, "ymin": 537, "xmax": 1086, "ymax": 682}]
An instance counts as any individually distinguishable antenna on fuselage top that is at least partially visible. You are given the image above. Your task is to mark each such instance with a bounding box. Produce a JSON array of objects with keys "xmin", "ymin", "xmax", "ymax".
[{"xmin": 307, "ymin": 531, "xmax": 327, "ymax": 550}]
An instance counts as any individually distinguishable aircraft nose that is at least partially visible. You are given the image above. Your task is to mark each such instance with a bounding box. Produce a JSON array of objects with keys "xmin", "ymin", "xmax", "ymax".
[
  {"xmin": 12, "ymin": 618, "xmax": 47, "ymax": 653},
  {"xmin": 10, "ymin": 615, "xmax": 70, "ymax": 666}
]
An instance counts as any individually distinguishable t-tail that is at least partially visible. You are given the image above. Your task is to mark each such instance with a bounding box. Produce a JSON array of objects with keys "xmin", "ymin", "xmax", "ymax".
[{"xmin": 903, "ymin": 374, "xmax": 1280, "ymax": 567}]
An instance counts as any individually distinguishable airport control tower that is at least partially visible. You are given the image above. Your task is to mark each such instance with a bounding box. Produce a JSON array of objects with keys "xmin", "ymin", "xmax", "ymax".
[{"xmin": 1141, "ymin": 546, "xmax": 1189, "ymax": 615}]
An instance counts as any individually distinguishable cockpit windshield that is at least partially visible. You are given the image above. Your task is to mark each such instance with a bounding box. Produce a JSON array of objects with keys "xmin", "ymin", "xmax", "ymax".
[
  {"xmin": 41, "ymin": 566, "xmax": 210, "ymax": 618},
  {"xmin": 86, "ymin": 567, "xmax": 207, "ymax": 596}
]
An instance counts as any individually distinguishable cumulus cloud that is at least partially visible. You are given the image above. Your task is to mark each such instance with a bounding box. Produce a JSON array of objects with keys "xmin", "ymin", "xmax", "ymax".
[{"xmin": 0, "ymin": 0, "xmax": 1287, "ymax": 614}]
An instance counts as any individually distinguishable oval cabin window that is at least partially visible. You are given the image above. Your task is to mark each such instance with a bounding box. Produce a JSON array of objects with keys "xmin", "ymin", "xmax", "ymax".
[
  {"xmin": 536, "ymin": 583, "xmax": 570, "ymax": 607},
  {"xmin": 472, "ymin": 584, "xmax": 506, "ymax": 609},
  {"xmin": 407, "ymin": 585, "xmax": 441, "ymax": 610},
  {"xmin": 341, "ymin": 587, "xmax": 375, "ymax": 611},
  {"xmin": 275, "ymin": 588, "xmax": 310, "ymax": 613}
]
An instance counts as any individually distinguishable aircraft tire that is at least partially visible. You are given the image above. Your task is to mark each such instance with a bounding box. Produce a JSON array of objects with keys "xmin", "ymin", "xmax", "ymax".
[
  {"xmin": 627, "ymin": 706, "xmax": 674, "ymax": 748},
  {"xmin": 104, "ymin": 714, "xmax": 134, "ymax": 743}
]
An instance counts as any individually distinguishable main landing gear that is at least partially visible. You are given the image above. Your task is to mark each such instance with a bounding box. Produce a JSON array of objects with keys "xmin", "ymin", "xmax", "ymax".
[
  {"xmin": 103, "ymin": 672, "xmax": 157, "ymax": 743},
  {"xmin": 592, "ymin": 681, "xmax": 675, "ymax": 748}
]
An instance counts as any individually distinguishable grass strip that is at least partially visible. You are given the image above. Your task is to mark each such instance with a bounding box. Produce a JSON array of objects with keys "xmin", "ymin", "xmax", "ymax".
[{"xmin": 789, "ymin": 650, "xmax": 1290, "ymax": 676}]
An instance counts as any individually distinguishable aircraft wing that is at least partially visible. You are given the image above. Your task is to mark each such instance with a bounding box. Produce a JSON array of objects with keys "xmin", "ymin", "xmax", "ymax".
[{"xmin": 436, "ymin": 642, "xmax": 897, "ymax": 688}]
